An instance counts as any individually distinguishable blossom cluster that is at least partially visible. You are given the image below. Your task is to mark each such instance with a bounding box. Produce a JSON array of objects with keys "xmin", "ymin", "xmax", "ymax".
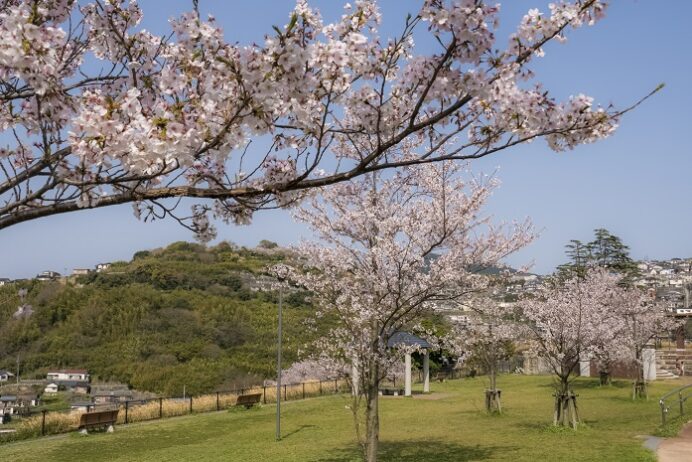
[{"xmin": 0, "ymin": 0, "xmax": 627, "ymax": 237}]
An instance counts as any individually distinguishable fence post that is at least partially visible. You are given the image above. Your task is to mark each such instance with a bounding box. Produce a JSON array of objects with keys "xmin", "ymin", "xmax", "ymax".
[
  {"xmin": 263, "ymin": 385, "xmax": 267, "ymax": 404},
  {"xmin": 189, "ymin": 396, "xmax": 193, "ymax": 414},
  {"xmin": 284, "ymin": 384, "xmax": 287, "ymax": 401},
  {"xmin": 334, "ymin": 379, "xmax": 337, "ymax": 393},
  {"xmin": 41, "ymin": 410, "xmax": 47, "ymax": 436},
  {"xmin": 319, "ymin": 380, "xmax": 322, "ymax": 395},
  {"xmin": 159, "ymin": 398, "xmax": 163, "ymax": 419},
  {"xmin": 216, "ymin": 392, "xmax": 220, "ymax": 411},
  {"xmin": 125, "ymin": 401, "xmax": 129, "ymax": 424},
  {"xmin": 680, "ymin": 391, "xmax": 684, "ymax": 417}
]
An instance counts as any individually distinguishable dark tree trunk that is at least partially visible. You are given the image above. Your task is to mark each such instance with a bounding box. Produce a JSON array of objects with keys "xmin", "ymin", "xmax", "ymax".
[{"xmin": 553, "ymin": 377, "xmax": 579, "ymax": 428}]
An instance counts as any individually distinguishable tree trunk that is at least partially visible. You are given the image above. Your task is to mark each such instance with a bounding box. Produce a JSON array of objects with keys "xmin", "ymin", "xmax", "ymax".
[
  {"xmin": 364, "ymin": 384, "xmax": 379, "ymax": 462},
  {"xmin": 485, "ymin": 361, "xmax": 502, "ymax": 413},
  {"xmin": 633, "ymin": 351, "xmax": 647, "ymax": 400},
  {"xmin": 599, "ymin": 370, "xmax": 611, "ymax": 386},
  {"xmin": 553, "ymin": 378, "xmax": 579, "ymax": 428}
]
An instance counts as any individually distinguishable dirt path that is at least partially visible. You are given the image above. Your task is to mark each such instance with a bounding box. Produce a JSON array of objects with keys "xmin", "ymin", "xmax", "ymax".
[{"xmin": 658, "ymin": 422, "xmax": 692, "ymax": 462}]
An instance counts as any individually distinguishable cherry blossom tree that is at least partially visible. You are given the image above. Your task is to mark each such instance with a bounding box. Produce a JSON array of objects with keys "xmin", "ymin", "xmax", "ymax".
[
  {"xmin": 457, "ymin": 300, "xmax": 523, "ymax": 413},
  {"xmin": 518, "ymin": 269, "xmax": 627, "ymax": 428},
  {"xmin": 612, "ymin": 291, "xmax": 680, "ymax": 399},
  {"xmin": 0, "ymin": 0, "xmax": 656, "ymax": 238},
  {"xmin": 286, "ymin": 160, "xmax": 533, "ymax": 461}
]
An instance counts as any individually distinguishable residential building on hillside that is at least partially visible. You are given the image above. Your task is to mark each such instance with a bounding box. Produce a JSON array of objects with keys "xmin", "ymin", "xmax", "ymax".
[
  {"xmin": 47, "ymin": 369, "xmax": 90, "ymax": 382},
  {"xmin": 36, "ymin": 271, "xmax": 61, "ymax": 281},
  {"xmin": 96, "ymin": 262, "xmax": 112, "ymax": 272},
  {"xmin": 0, "ymin": 278, "xmax": 10, "ymax": 286},
  {"xmin": 44, "ymin": 383, "xmax": 58, "ymax": 394},
  {"xmin": 0, "ymin": 370, "xmax": 12, "ymax": 382}
]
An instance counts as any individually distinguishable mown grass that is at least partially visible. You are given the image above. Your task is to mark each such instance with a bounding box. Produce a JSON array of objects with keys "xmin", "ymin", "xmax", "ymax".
[{"xmin": 1, "ymin": 375, "xmax": 687, "ymax": 462}]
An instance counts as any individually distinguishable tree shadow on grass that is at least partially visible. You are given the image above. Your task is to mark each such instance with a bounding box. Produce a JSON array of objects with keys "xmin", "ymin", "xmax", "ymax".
[
  {"xmin": 535, "ymin": 379, "xmax": 630, "ymax": 390},
  {"xmin": 282, "ymin": 424, "xmax": 317, "ymax": 439},
  {"xmin": 316, "ymin": 439, "xmax": 512, "ymax": 462}
]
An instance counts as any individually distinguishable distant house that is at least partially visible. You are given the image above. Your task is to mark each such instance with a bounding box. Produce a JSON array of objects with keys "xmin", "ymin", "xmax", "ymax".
[
  {"xmin": 36, "ymin": 270, "xmax": 61, "ymax": 281},
  {"xmin": 72, "ymin": 268, "xmax": 92, "ymax": 276},
  {"xmin": 47, "ymin": 369, "xmax": 90, "ymax": 382},
  {"xmin": 17, "ymin": 394, "xmax": 40, "ymax": 407},
  {"xmin": 59, "ymin": 381, "xmax": 90, "ymax": 395},
  {"xmin": 96, "ymin": 263, "xmax": 111, "ymax": 273},
  {"xmin": 44, "ymin": 383, "xmax": 58, "ymax": 394},
  {"xmin": 70, "ymin": 401, "xmax": 94, "ymax": 413},
  {"xmin": 0, "ymin": 396, "xmax": 18, "ymax": 416},
  {"xmin": 0, "ymin": 278, "xmax": 10, "ymax": 286},
  {"xmin": 92, "ymin": 390, "xmax": 133, "ymax": 405},
  {"xmin": 0, "ymin": 370, "xmax": 13, "ymax": 382}
]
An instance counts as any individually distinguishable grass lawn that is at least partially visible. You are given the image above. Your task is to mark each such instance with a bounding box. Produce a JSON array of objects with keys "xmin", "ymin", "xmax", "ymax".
[{"xmin": 1, "ymin": 375, "xmax": 686, "ymax": 461}]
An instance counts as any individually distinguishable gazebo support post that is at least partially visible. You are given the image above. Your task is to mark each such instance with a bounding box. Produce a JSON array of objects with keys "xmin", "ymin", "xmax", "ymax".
[
  {"xmin": 423, "ymin": 351, "xmax": 430, "ymax": 393},
  {"xmin": 405, "ymin": 353, "xmax": 412, "ymax": 396}
]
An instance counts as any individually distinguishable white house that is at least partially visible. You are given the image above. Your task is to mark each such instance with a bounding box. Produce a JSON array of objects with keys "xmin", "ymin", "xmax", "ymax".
[
  {"xmin": 72, "ymin": 268, "xmax": 92, "ymax": 276},
  {"xmin": 0, "ymin": 278, "xmax": 10, "ymax": 286},
  {"xmin": 46, "ymin": 369, "xmax": 90, "ymax": 382},
  {"xmin": 96, "ymin": 263, "xmax": 111, "ymax": 272},
  {"xmin": 44, "ymin": 383, "xmax": 59, "ymax": 394},
  {"xmin": 0, "ymin": 370, "xmax": 13, "ymax": 382}
]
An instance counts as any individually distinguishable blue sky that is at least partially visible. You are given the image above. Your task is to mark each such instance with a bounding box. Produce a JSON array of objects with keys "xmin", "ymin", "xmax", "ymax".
[{"xmin": 1, "ymin": 1, "xmax": 690, "ymax": 278}]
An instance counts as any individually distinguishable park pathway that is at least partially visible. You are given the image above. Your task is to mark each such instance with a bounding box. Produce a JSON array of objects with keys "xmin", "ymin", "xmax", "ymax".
[{"xmin": 657, "ymin": 422, "xmax": 692, "ymax": 462}]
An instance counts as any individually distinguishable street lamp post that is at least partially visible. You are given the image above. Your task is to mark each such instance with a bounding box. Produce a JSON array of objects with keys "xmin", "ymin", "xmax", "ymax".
[{"xmin": 276, "ymin": 282, "xmax": 283, "ymax": 441}]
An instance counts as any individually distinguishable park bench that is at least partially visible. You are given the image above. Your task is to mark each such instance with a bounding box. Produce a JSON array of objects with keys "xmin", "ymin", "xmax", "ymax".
[
  {"xmin": 235, "ymin": 393, "xmax": 262, "ymax": 409},
  {"xmin": 379, "ymin": 387, "xmax": 405, "ymax": 396},
  {"xmin": 78, "ymin": 409, "xmax": 119, "ymax": 434}
]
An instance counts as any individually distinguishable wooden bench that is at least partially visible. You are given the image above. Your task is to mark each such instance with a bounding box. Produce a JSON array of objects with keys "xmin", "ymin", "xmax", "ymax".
[
  {"xmin": 235, "ymin": 393, "xmax": 262, "ymax": 409},
  {"xmin": 78, "ymin": 409, "xmax": 119, "ymax": 434}
]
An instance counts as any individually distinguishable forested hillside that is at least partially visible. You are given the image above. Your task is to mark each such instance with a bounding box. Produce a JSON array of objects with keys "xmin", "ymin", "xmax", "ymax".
[{"xmin": 0, "ymin": 241, "xmax": 327, "ymax": 395}]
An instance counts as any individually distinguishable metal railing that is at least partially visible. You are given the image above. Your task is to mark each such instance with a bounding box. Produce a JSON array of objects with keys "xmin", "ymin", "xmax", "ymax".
[{"xmin": 659, "ymin": 384, "xmax": 692, "ymax": 425}]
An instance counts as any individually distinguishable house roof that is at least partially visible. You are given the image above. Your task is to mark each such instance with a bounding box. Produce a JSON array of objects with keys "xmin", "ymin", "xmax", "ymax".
[
  {"xmin": 48, "ymin": 369, "xmax": 88, "ymax": 374},
  {"xmin": 387, "ymin": 332, "xmax": 432, "ymax": 349},
  {"xmin": 55, "ymin": 380, "xmax": 89, "ymax": 387},
  {"xmin": 0, "ymin": 395, "xmax": 17, "ymax": 402},
  {"xmin": 0, "ymin": 370, "xmax": 13, "ymax": 376},
  {"xmin": 93, "ymin": 390, "xmax": 133, "ymax": 397}
]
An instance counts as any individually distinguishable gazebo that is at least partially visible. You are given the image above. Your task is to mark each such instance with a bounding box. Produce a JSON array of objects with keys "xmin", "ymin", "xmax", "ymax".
[{"xmin": 387, "ymin": 332, "xmax": 432, "ymax": 396}]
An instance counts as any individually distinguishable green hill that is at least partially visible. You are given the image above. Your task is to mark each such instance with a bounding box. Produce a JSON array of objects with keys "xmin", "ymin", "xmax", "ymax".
[{"xmin": 0, "ymin": 241, "xmax": 326, "ymax": 396}]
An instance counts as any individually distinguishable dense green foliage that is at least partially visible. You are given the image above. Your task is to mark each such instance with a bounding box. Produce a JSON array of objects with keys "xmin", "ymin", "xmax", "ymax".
[
  {"xmin": 556, "ymin": 228, "xmax": 639, "ymax": 283},
  {"xmin": 2, "ymin": 375, "xmax": 685, "ymax": 461},
  {"xmin": 0, "ymin": 242, "xmax": 328, "ymax": 395}
]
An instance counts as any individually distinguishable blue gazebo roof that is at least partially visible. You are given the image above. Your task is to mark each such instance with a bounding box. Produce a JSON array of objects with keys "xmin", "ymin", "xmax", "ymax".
[{"xmin": 387, "ymin": 332, "xmax": 431, "ymax": 349}]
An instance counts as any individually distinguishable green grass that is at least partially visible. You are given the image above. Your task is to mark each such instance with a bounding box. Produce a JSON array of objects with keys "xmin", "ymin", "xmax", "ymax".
[{"xmin": 1, "ymin": 375, "xmax": 686, "ymax": 461}]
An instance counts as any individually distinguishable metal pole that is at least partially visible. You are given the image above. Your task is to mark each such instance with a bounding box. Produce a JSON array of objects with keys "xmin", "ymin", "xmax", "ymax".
[
  {"xmin": 159, "ymin": 398, "xmax": 163, "ymax": 418},
  {"xmin": 276, "ymin": 285, "xmax": 283, "ymax": 441},
  {"xmin": 41, "ymin": 410, "xmax": 46, "ymax": 436},
  {"xmin": 125, "ymin": 401, "xmax": 129, "ymax": 424},
  {"xmin": 216, "ymin": 392, "xmax": 220, "ymax": 411}
]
